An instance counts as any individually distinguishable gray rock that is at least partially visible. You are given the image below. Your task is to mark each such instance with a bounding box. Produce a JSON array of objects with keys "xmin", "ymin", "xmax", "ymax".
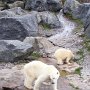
[
  {"xmin": 7, "ymin": 7, "xmax": 28, "ymax": 15},
  {"xmin": 25, "ymin": 0, "xmax": 62, "ymax": 12},
  {"xmin": 0, "ymin": 7, "xmax": 27, "ymax": 18},
  {"xmin": 8, "ymin": 1, "xmax": 24, "ymax": 9},
  {"xmin": 0, "ymin": 1, "xmax": 10, "ymax": 10},
  {"xmin": 63, "ymin": 0, "xmax": 80, "ymax": 17},
  {"xmin": 74, "ymin": 3, "xmax": 90, "ymax": 21},
  {"xmin": 63, "ymin": 0, "xmax": 90, "ymax": 22},
  {"xmin": 2, "ymin": 0, "xmax": 16, "ymax": 3},
  {"xmin": 84, "ymin": 9, "xmax": 90, "ymax": 38},
  {"xmin": 0, "ymin": 11, "xmax": 38, "ymax": 40},
  {"xmin": 0, "ymin": 40, "xmax": 33, "ymax": 62},
  {"xmin": 38, "ymin": 11, "xmax": 61, "ymax": 28},
  {"xmin": 0, "ymin": 10, "xmax": 16, "ymax": 17}
]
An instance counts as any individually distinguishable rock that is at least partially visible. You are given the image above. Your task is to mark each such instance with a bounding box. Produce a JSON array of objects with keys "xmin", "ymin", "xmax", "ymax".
[
  {"xmin": 23, "ymin": 37, "xmax": 59, "ymax": 57},
  {"xmin": 63, "ymin": 0, "xmax": 90, "ymax": 22},
  {"xmin": 0, "ymin": 10, "xmax": 15, "ymax": 17},
  {"xmin": 58, "ymin": 62, "xmax": 80, "ymax": 73},
  {"xmin": 63, "ymin": 0, "xmax": 80, "ymax": 17},
  {"xmin": 0, "ymin": 11, "xmax": 38, "ymax": 40},
  {"xmin": 8, "ymin": 1, "xmax": 24, "ymax": 9},
  {"xmin": 0, "ymin": 1, "xmax": 10, "ymax": 10},
  {"xmin": 46, "ymin": 0, "xmax": 62, "ymax": 12},
  {"xmin": 7, "ymin": 7, "xmax": 28, "ymax": 15},
  {"xmin": 25, "ymin": 0, "xmax": 62, "ymax": 12},
  {"xmin": 38, "ymin": 11, "xmax": 61, "ymax": 28},
  {"xmin": 0, "ymin": 40, "xmax": 33, "ymax": 62},
  {"xmin": 2, "ymin": 0, "xmax": 16, "ymax": 3},
  {"xmin": 84, "ymin": 9, "xmax": 90, "ymax": 38},
  {"xmin": 0, "ymin": 7, "xmax": 27, "ymax": 18},
  {"xmin": 74, "ymin": 3, "xmax": 90, "ymax": 21}
]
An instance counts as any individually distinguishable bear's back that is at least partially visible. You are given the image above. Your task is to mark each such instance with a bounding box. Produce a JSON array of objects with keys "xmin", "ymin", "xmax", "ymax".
[{"xmin": 54, "ymin": 48, "xmax": 73, "ymax": 59}]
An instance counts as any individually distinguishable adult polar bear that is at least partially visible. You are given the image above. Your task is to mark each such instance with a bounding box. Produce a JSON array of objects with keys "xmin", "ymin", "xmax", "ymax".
[
  {"xmin": 54, "ymin": 48, "xmax": 74, "ymax": 65},
  {"xmin": 23, "ymin": 61, "xmax": 60, "ymax": 90}
]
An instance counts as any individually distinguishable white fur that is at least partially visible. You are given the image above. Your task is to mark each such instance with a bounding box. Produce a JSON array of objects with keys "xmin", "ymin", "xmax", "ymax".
[
  {"xmin": 23, "ymin": 61, "xmax": 60, "ymax": 90},
  {"xmin": 54, "ymin": 48, "xmax": 74, "ymax": 65}
]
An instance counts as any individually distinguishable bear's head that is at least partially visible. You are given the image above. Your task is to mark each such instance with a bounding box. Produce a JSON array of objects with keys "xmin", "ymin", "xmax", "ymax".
[{"xmin": 48, "ymin": 65, "xmax": 60, "ymax": 84}]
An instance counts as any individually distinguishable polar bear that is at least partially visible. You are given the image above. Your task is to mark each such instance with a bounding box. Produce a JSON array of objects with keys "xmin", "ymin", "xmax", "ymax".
[
  {"xmin": 54, "ymin": 48, "xmax": 74, "ymax": 65},
  {"xmin": 23, "ymin": 61, "xmax": 60, "ymax": 90}
]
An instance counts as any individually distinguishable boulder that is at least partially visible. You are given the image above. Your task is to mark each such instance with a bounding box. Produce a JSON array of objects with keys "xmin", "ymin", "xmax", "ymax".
[
  {"xmin": 23, "ymin": 37, "xmax": 59, "ymax": 57},
  {"xmin": 0, "ymin": 7, "xmax": 27, "ymax": 18},
  {"xmin": 37, "ymin": 11, "xmax": 61, "ymax": 28},
  {"xmin": 7, "ymin": 7, "xmax": 28, "ymax": 15},
  {"xmin": 63, "ymin": 0, "xmax": 80, "ymax": 17},
  {"xmin": 0, "ymin": 11, "xmax": 38, "ymax": 40},
  {"xmin": 8, "ymin": 1, "xmax": 24, "ymax": 9},
  {"xmin": 74, "ymin": 3, "xmax": 90, "ymax": 21},
  {"xmin": 84, "ymin": 9, "xmax": 90, "ymax": 38},
  {"xmin": 25, "ymin": 0, "xmax": 62, "ymax": 12},
  {"xmin": 63, "ymin": 0, "xmax": 90, "ymax": 22},
  {"xmin": 0, "ymin": 40, "xmax": 33, "ymax": 62},
  {"xmin": 0, "ymin": 1, "xmax": 10, "ymax": 10},
  {"xmin": 0, "ymin": 10, "xmax": 16, "ymax": 17},
  {"xmin": 2, "ymin": 0, "xmax": 16, "ymax": 3}
]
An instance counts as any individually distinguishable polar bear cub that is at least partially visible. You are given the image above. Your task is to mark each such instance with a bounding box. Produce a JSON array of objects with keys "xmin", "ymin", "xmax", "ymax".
[
  {"xmin": 54, "ymin": 48, "xmax": 74, "ymax": 65},
  {"xmin": 23, "ymin": 61, "xmax": 60, "ymax": 90}
]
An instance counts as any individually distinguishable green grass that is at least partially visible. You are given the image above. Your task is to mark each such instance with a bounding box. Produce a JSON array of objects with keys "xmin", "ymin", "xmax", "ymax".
[
  {"xmin": 74, "ymin": 67, "xmax": 82, "ymax": 76},
  {"xmin": 39, "ymin": 22, "xmax": 51, "ymax": 30},
  {"xmin": 31, "ymin": 51, "xmax": 41, "ymax": 59},
  {"xmin": 83, "ymin": 37, "xmax": 90, "ymax": 52},
  {"xmin": 76, "ymin": 49, "xmax": 84, "ymax": 64}
]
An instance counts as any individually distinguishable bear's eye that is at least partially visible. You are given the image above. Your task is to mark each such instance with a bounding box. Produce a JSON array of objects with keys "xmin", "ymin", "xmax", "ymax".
[{"xmin": 57, "ymin": 72, "xmax": 58, "ymax": 74}]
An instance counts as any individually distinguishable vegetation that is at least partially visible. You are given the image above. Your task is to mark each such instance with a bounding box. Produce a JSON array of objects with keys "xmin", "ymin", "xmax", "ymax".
[
  {"xmin": 74, "ymin": 67, "xmax": 82, "ymax": 76},
  {"xmin": 76, "ymin": 49, "xmax": 84, "ymax": 65},
  {"xmin": 31, "ymin": 51, "xmax": 41, "ymax": 59},
  {"xmin": 65, "ymin": 13, "xmax": 83, "ymax": 25},
  {"xmin": 40, "ymin": 23, "xmax": 51, "ymax": 30}
]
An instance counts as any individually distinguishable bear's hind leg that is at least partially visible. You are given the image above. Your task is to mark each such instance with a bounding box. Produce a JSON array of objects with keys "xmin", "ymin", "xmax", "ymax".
[
  {"xmin": 57, "ymin": 59, "xmax": 63, "ymax": 65},
  {"xmin": 66, "ymin": 57, "xmax": 71, "ymax": 65}
]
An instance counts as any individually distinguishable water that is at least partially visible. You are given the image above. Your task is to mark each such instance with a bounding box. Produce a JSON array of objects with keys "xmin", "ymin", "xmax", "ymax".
[
  {"xmin": 48, "ymin": 10, "xmax": 76, "ymax": 44},
  {"xmin": 57, "ymin": 10, "xmax": 75, "ymax": 37}
]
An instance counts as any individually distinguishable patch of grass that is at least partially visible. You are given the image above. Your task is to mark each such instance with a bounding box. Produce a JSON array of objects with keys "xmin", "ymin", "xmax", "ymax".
[
  {"xmin": 41, "ymin": 23, "xmax": 51, "ymax": 29},
  {"xmin": 83, "ymin": 37, "xmax": 90, "ymax": 52},
  {"xmin": 69, "ymin": 83, "xmax": 80, "ymax": 90},
  {"xmin": 31, "ymin": 51, "xmax": 41, "ymax": 59},
  {"xmin": 64, "ymin": 13, "xmax": 82, "ymax": 24},
  {"xmin": 76, "ymin": 49, "xmax": 83, "ymax": 55},
  {"xmin": 76, "ymin": 49, "xmax": 84, "ymax": 64},
  {"xmin": 74, "ymin": 67, "xmax": 82, "ymax": 76}
]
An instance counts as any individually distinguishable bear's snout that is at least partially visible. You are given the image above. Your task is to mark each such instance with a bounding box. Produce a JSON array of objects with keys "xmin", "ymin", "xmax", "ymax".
[{"xmin": 51, "ymin": 82, "xmax": 55, "ymax": 84}]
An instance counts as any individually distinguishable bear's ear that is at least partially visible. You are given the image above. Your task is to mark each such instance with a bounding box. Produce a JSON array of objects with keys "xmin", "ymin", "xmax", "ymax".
[{"xmin": 57, "ymin": 72, "xmax": 60, "ymax": 76}]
